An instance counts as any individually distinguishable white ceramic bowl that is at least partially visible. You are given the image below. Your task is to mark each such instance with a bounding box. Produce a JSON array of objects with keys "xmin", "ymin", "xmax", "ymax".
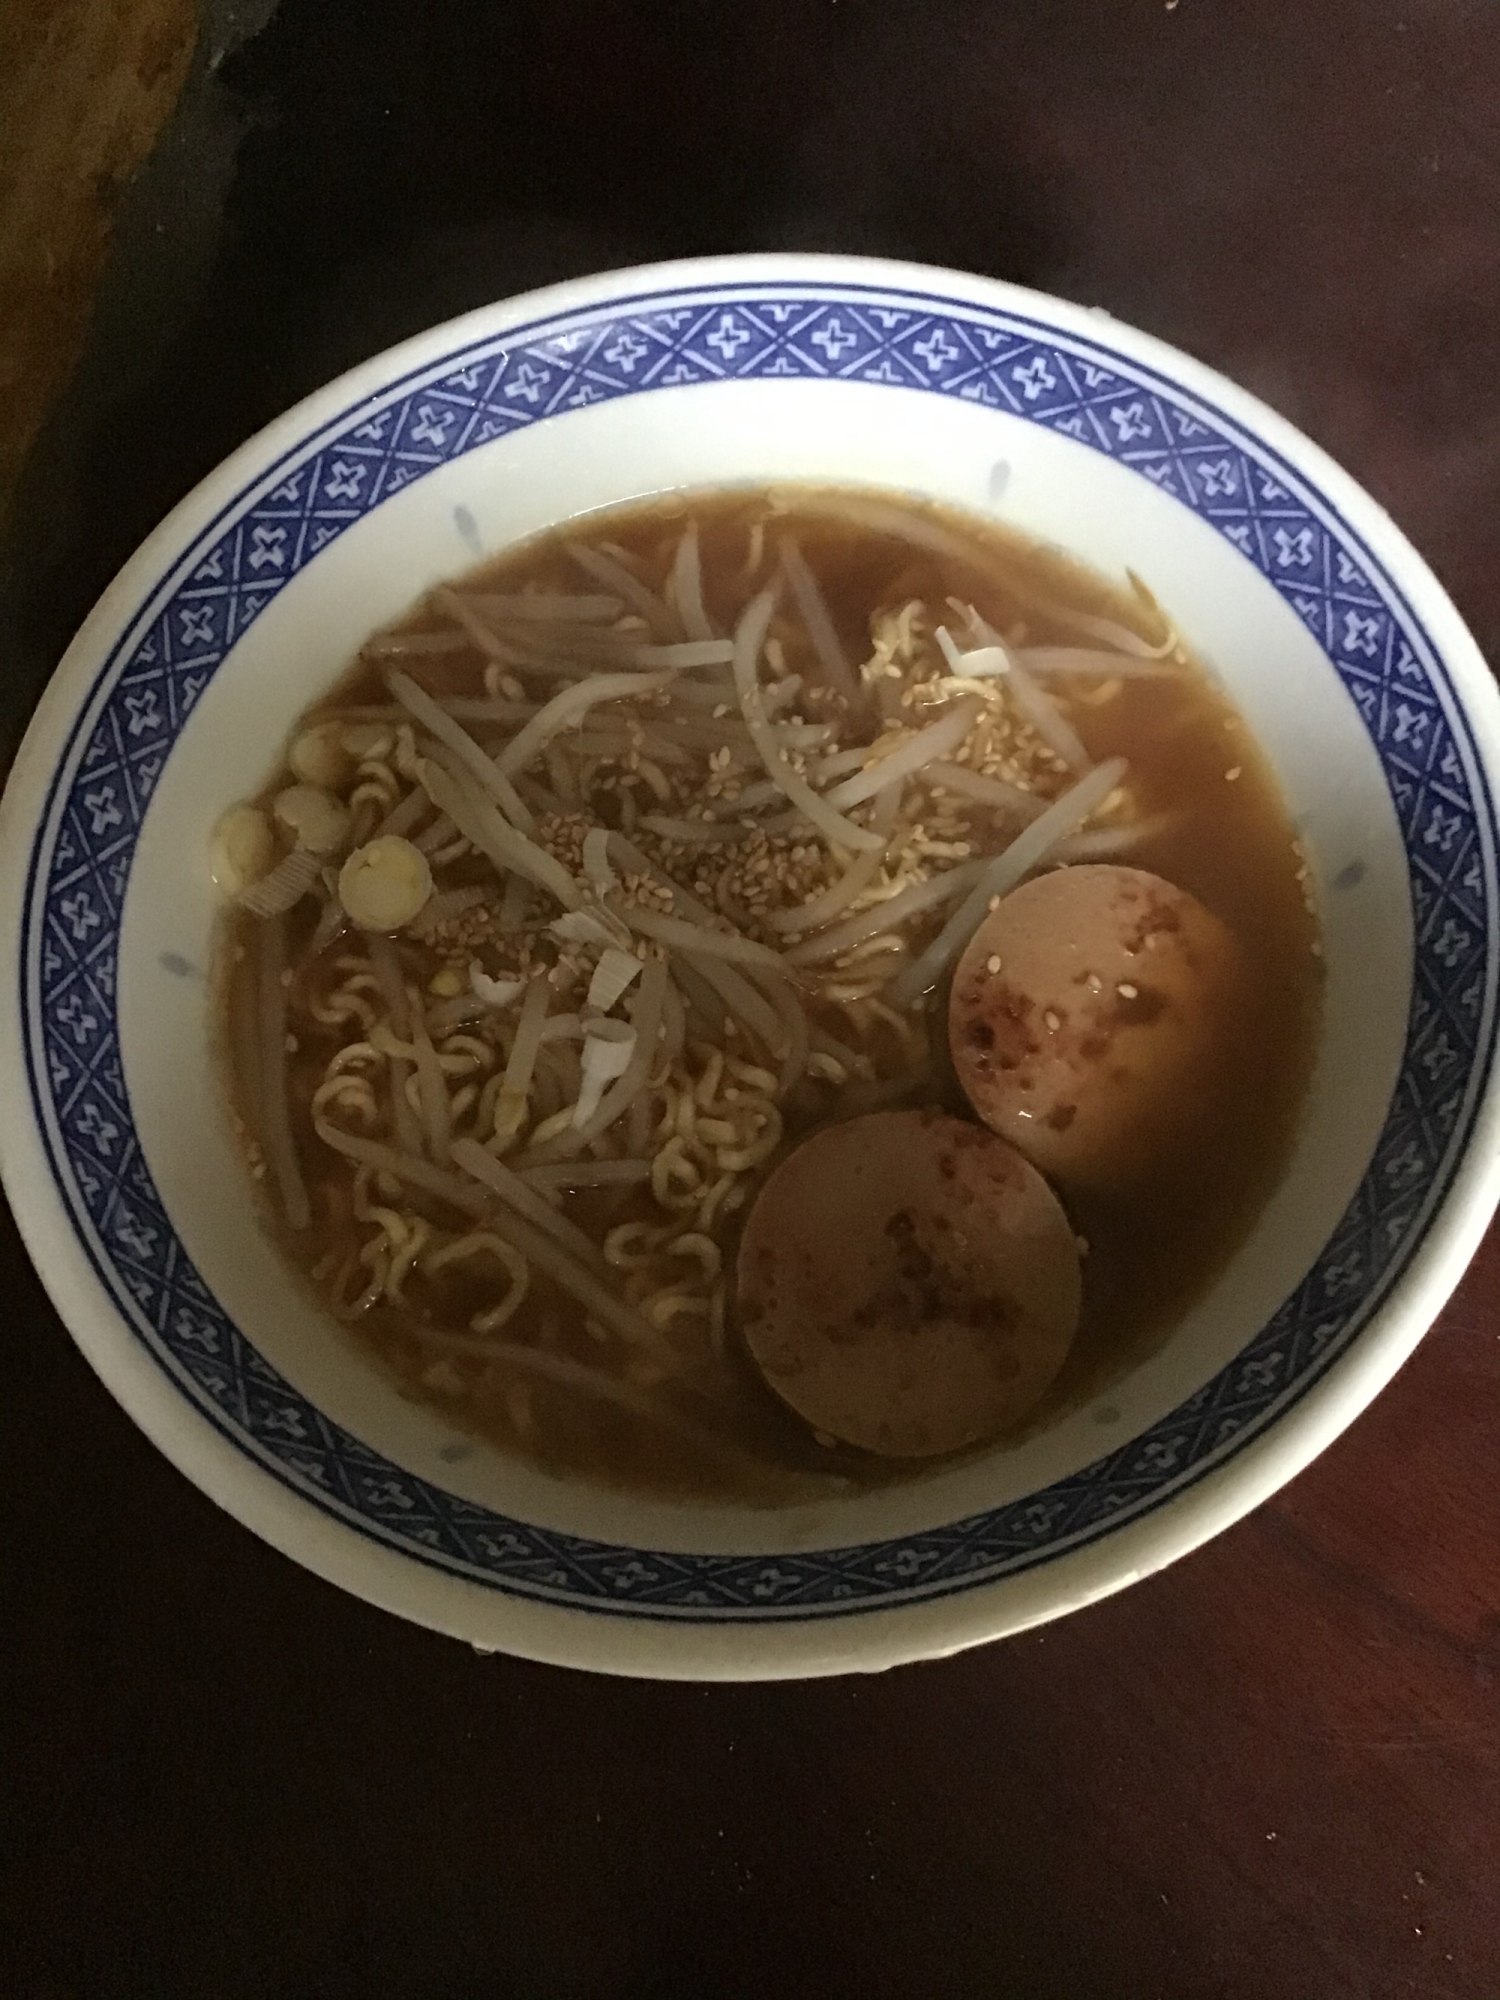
[{"xmin": 4, "ymin": 254, "xmax": 1498, "ymax": 1679}]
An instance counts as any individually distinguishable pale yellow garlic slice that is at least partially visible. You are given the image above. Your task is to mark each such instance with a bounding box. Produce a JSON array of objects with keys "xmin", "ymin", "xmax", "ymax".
[
  {"xmin": 209, "ymin": 803, "xmax": 276, "ymax": 897},
  {"xmin": 273, "ymin": 784, "xmax": 350, "ymax": 855},
  {"xmin": 288, "ymin": 722, "xmax": 353, "ymax": 790},
  {"xmin": 338, "ymin": 835, "xmax": 433, "ymax": 931}
]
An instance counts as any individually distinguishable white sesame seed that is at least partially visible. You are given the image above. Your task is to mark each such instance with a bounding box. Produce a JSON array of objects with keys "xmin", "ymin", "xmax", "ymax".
[
  {"xmin": 1117, "ymin": 982, "xmax": 1138, "ymax": 999},
  {"xmin": 986, "ymin": 955, "xmax": 1002, "ymax": 975},
  {"xmin": 1226, "ymin": 766, "xmax": 1242, "ymax": 781}
]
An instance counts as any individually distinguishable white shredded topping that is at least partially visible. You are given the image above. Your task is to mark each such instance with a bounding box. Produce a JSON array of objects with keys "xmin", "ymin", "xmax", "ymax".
[
  {"xmin": 587, "ymin": 946, "xmax": 644, "ymax": 1014},
  {"xmin": 469, "ymin": 963, "xmax": 525, "ymax": 1009},
  {"xmin": 573, "ymin": 1028, "xmax": 637, "ymax": 1128}
]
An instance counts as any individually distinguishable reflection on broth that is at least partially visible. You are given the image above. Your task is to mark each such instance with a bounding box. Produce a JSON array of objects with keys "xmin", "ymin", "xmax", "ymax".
[{"xmin": 215, "ymin": 487, "xmax": 1321, "ymax": 1502}]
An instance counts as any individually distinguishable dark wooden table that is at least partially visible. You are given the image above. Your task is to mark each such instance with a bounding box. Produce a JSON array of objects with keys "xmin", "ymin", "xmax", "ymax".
[{"xmin": 3, "ymin": 4, "xmax": 1498, "ymax": 1995}]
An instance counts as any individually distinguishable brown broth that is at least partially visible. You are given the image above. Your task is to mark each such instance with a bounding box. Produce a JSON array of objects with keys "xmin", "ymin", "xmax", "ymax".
[{"xmin": 220, "ymin": 487, "xmax": 1322, "ymax": 1504}]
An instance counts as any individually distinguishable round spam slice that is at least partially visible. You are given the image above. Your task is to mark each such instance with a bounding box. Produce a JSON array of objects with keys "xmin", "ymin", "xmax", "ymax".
[
  {"xmin": 736, "ymin": 1110, "xmax": 1081, "ymax": 1458},
  {"xmin": 949, "ymin": 865, "xmax": 1243, "ymax": 1192}
]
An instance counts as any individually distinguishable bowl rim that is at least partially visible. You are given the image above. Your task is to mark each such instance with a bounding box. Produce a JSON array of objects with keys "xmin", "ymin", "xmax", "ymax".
[{"xmin": 4, "ymin": 250, "xmax": 1498, "ymax": 1678}]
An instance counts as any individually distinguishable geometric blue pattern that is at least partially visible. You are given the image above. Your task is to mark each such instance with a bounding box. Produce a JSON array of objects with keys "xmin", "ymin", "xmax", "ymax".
[{"xmin": 20, "ymin": 278, "xmax": 1498, "ymax": 1617}]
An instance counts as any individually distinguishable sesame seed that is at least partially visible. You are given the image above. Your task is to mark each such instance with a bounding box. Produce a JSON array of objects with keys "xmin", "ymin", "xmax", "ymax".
[
  {"xmin": 1225, "ymin": 766, "xmax": 1242, "ymax": 781},
  {"xmin": 987, "ymin": 894, "xmax": 1001, "ymax": 912},
  {"xmin": 1117, "ymin": 982, "xmax": 1138, "ymax": 999},
  {"xmin": 986, "ymin": 955, "xmax": 1002, "ymax": 974},
  {"xmin": 1043, "ymin": 1009, "xmax": 1061, "ymax": 1032}
]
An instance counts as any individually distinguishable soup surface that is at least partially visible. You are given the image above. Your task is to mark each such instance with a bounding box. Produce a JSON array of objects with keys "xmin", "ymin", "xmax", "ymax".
[{"xmin": 216, "ymin": 487, "xmax": 1321, "ymax": 1502}]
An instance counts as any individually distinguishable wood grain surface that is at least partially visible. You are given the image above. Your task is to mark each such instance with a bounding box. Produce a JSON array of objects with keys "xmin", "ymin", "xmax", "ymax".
[
  {"xmin": 0, "ymin": 0, "xmax": 196, "ymax": 532},
  {"xmin": 1, "ymin": 3, "xmax": 1497, "ymax": 1996}
]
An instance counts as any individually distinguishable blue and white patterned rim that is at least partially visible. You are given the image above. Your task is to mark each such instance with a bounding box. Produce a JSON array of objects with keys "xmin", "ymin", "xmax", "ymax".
[{"xmin": 22, "ymin": 278, "xmax": 1499, "ymax": 1621}]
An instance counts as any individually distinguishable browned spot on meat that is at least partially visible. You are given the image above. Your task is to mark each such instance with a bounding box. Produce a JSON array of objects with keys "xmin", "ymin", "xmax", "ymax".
[
  {"xmin": 964, "ymin": 1292, "xmax": 1020, "ymax": 1337},
  {"xmin": 966, "ymin": 1018, "xmax": 995, "ymax": 1051},
  {"xmin": 977, "ymin": 1141, "xmax": 1024, "ymax": 1186},
  {"xmin": 1046, "ymin": 1103, "xmax": 1078, "ymax": 1132},
  {"xmin": 1112, "ymin": 984, "xmax": 1167, "ymax": 1027},
  {"xmin": 968, "ymin": 983, "xmax": 1036, "ymax": 1043},
  {"xmin": 1119, "ymin": 893, "xmax": 1185, "ymax": 956},
  {"xmin": 864, "ymin": 1207, "xmax": 1021, "ymax": 1339},
  {"xmin": 1079, "ymin": 1033, "xmax": 1109, "ymax": 1061},
  {"xmin": 948, "ymin": 1121, "xmax": 992, "ymax": 1152},
  {"xmin": 839, "ymin": 1299, "xmax": 883, "ymax": 1342}
]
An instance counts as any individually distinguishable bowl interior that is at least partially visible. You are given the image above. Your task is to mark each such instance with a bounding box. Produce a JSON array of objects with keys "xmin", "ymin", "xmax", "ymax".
[
  {"xmin": 122, "ymin": 376, "xmax": 1406, "ymax": 1555},
  {"xmin": 14, "ymin": 266, "xmax": 1495, "ymax": 1654}
]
